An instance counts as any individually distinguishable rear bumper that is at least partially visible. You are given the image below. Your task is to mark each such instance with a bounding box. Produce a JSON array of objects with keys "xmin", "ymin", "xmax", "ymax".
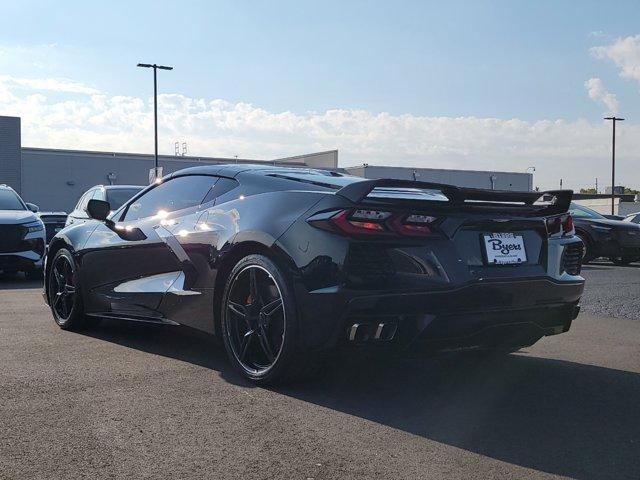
[{"xmin": 297, "ymin": 277, "xmax": 584, "ymax": 352}]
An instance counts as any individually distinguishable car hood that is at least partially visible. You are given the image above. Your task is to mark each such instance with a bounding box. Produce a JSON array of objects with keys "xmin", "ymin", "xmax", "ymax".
[
  {"xmin": 576, "ymin": 217, "xmax": 640, "ymax": 230},
  {"xmin": 0, "ymin": 210, "xmax": 38, "ymax": 225}
]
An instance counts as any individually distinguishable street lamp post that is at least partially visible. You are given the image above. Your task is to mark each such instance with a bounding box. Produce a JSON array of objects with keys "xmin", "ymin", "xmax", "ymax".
[
  {"xmin": 137, "ymin": 63, "xmax": 173, "ymax": 180},
  {"xmin": 604, "ymin": 116, "xmax": 624, "ymax": 215}
]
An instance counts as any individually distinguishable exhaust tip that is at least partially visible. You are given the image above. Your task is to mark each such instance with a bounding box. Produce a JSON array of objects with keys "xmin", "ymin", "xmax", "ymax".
[
  {"xmin": 374, "ymin": 322, "xmax": 398, "ymax": 341},
  {"xmin": 348, "ymin": 322, "xmax": 397, "ymax": 342},
  {"xmin": 348, "ymin": 323, "xmax": 373, "ymax": 342}
]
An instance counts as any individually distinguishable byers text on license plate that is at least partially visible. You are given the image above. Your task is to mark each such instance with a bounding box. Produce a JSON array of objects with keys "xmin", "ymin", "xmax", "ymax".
[{"xmin": 483, "ymin": 233, "xmax": 527, "ymax": 265}]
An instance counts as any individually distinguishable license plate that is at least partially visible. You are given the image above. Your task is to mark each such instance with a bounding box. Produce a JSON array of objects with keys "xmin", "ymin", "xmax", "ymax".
[{"xmin": 483, "ymin": 233, "xmax": 527, "ymax": 265}]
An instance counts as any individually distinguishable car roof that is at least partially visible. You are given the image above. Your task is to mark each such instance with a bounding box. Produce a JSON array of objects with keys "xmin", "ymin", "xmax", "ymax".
[
  {"xmin": 169, "ymin": 163, "xmax": 346, "ymax": 178},
  {"xmin": 167, "ymin": 163, "xmax": 278, "ymax": 178},
  {"xmin": 94, "ymin": 185, "xmax": 145, "ymax": 190}
]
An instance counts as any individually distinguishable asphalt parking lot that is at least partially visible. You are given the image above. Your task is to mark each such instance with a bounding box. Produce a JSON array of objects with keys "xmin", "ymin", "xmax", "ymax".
[{"xmin": 1, "ymin": 263, "xmax": 639, "ymax": 480}]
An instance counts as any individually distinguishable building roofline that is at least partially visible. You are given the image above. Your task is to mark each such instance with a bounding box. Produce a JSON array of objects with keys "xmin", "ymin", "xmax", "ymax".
[
  {"xmin": 344, "ymin": 164, "xmax": 531, "ymax": 177},
  {"xmin": 21, "ymin": 146, "xmax": 260, "ymax": 163},
  {"xmin": 21, "ymin": 146, "xmax": 321, "ymax": 167}
]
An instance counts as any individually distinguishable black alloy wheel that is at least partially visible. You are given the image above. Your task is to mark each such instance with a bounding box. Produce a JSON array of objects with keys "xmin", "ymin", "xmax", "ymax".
[
  {"xmin": 221, "ymin": 254, "xmax": 302, "ymax": 384},
  {"xmin": 48, "ymin": 249, "xmax": 85, "ymax": 330}
]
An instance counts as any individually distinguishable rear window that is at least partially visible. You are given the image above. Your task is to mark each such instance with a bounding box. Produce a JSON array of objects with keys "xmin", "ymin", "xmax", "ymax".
[
  {"xmin": 106, "ymin": 188, "xmax": 144, "ymax": 211},
  {"xmin": 0, "ymin": 189, "xmax": 25, "ymax": 210},
  {"xmin": 569, "ymin": 203, "xmax": 606, "ymax": 219},
  {"xmin": 266, "ymin": 170, "xmax": 357, "ymax": 189}
]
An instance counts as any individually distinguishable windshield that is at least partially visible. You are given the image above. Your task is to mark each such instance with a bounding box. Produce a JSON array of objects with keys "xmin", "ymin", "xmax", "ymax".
[
  {"xmin": 0, "ymin": 189, "xmax": 25, "ymax": 210},
  {"xmin": 106, "ymin": 188, "xmax": 143, "ymax": 210},
  {"xmin": 569, "ymin": 202, "xmax": 606, "ymax": 220}
]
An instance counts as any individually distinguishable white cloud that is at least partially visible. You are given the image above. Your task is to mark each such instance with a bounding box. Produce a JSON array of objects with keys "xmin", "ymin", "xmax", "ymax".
[
  {"xmin": 584, "ymin": 77, "xmax": 619, "ymax": 114},
  {"xmin": 1, "ymin": 76, "xmax": 639, "ymax": 190},
  {"xmin": 591, "ymin": 35, "xmax": 640, "ymax": 84},
  {"xmin": 0, "ymin": 75, "xmax": 99, "ymax": 95}
]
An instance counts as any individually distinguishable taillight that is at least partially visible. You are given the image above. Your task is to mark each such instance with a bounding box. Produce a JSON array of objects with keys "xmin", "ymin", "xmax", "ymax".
[
  {"xmin": 546, "ymin": 214, "xmax": 574, "ymax": 238},
  {"xmin": 391, "ymin": 214, "xmax": 439, "ymax": 236},
  {"xmin": 308, "ymin": 209, "xmax": 439, "ymax": 237}
]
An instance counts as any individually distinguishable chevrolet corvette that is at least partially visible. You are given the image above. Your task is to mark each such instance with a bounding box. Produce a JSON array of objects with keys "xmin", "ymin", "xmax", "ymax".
[{"xmin": 44, "ymin": 165, "xmax": 585, "ymax": 384}]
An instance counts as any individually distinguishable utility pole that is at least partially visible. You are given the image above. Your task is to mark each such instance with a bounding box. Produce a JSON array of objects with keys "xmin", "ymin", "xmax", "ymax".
[
  {"xmin": 604, "ymin": 116, "xmax": 624, "ymax": 215},
  {"xmin": 595, "ymin": 177, "xmax": 598, "ymax": 194},
  {"xmin": 137, "ymin": 63, "xmax": 173, "ymax": 181}
]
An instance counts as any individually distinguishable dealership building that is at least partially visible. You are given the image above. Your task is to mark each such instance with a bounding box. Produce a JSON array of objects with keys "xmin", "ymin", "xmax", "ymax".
[{"xmin": 1, "ymin": 115, "xmax": 532, "ymax": 212}]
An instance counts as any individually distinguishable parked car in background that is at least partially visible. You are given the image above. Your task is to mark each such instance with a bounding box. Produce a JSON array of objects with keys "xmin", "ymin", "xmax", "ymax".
[
  {"xmin": 38, "ymin": 211, "xmax": 68, "ymax": 244},
  {"xmin": 66, "ymin": 185, "xmax": 144, "ymax": 227},
  {"xmin": 624, "ymin": 212, "xmax": 640, "ymax": 224},
  {"xmin": 0, "ymin": 184, "xmax": 45, "ymax": 278},
  {"xmin": 44, "ymin": 166, "xmax": 584, "ymax": 384},
  {"xmin": 570, "ymin": 202, "xmax": 640, "ymax": 265}
]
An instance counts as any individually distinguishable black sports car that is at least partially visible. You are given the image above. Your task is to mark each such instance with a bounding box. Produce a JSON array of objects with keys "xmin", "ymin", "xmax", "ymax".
[
  {"xmin": 570, "ymin": 203, "xmax": 640, "ymax": 265},
  {"xmin": 44, "ymin": 165, "xmax": 584, "ymax": 384}
]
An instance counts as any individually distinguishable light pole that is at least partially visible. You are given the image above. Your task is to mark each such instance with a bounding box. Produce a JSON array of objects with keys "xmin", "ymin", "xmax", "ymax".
[
  {"xmin": 137, "ymin": 63, "xmax": 173, "ymax": 180},
  {"xmin": 604, "ymin": 116, "xmax": 624, "ymax": 215}
]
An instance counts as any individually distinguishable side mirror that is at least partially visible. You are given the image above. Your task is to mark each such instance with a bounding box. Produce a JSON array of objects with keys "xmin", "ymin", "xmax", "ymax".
[
  {"xmin": 25, "ymin": 202, "xmax": 39, "ymax": 213},
  {"xmin": 87, "ymin": 199, "xmax": 111, "ymax": 221}
]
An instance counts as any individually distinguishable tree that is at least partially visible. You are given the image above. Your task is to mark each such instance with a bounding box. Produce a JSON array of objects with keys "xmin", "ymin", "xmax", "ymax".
[{"xmin": 579, "ymin": 188, "xmax": 597, "ymax": 194}]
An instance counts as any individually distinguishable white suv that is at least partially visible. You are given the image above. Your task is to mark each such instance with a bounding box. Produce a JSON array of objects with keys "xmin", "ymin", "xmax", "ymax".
[{"xmin": 0, "ymin": 185, "xmax": 46, "ymax": 278}]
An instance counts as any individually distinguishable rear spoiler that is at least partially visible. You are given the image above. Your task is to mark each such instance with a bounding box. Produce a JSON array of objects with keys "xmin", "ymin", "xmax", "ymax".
[{"xmin": 335, "ymin": 179, "xmax": 572, "ymax": 216}]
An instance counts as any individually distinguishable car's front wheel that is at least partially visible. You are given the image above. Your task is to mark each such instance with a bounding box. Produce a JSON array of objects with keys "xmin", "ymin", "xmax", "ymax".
[
  {"xmin": 609, "ymin": 256, "xmax": 634, "ymax": 266},
  {"xmin": 48, "ymin": 248, "xmax": 86, "ymax": 330},
  {"xmin": 576, "ymin": 232, "xmax": 594, "ymax": 263},
  {"xmin": 221, "ymin": 254, "xmax": 305, "ymax": 385}
]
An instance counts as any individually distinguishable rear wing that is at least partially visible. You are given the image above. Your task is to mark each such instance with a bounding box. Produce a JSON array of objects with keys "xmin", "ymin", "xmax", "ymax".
[{"xmin": 335, "ymin": 179, "xmax": 572, "ymax": 217}]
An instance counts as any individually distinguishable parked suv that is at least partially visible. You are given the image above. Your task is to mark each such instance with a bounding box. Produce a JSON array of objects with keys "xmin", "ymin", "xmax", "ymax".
[
  {"xmin": 66, "ymin": 185, "xmax": 143, "ymax": 227},
  {"xmin": 0, "ymin": 185, "xmax": 46, "ymax": 278}
]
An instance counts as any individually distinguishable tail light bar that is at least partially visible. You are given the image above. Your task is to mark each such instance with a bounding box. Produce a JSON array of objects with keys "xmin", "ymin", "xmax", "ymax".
[
  {"xmin": 546, "ymin": 213, "xmax": 574, "ymax": 238},
  {"xmin": 308, "ymin": 209, "xmax": 440, "ymax": 237}
]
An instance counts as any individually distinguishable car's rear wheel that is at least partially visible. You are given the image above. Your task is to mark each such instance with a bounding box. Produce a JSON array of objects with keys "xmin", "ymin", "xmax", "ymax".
[
  {"xmin": 48, "ymin": 249, "xmax": 86, "ymax": 330},
  {"xmin": 221, "ymin": 254, "xmax": 304, "ymax": 385}
]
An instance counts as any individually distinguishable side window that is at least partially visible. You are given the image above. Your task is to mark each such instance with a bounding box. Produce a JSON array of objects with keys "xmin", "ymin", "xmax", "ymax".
[
  {"xmin": 123, "ymin": 175, "xmax": 217, "ymax": 222},
  {"xmin": 202, "ymin": 177, "xmax": 240, "ymax": 204},
  {"xmin": 92, "ymin": 189, "xmax": 104, "ymax": 201}
]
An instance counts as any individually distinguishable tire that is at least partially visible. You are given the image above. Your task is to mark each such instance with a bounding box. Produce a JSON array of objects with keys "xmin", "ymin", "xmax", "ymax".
[
  {"xmin": 25, "ymin": 268, "xmax": 43, "ymax": 280},
  {"xmin": 220, "ymin": 254, "xmax": 308, "ymax": 385},
  {"xmin": 609, "ymin": 256, "xmax": 633, "ymax": 266},
  {"xmin": 48, "ymin": 248, "xmax": 86, "ymax": 330},
  {"xmin": 575, "ymin": 232, "xmax": 595, "ymax": 263}
]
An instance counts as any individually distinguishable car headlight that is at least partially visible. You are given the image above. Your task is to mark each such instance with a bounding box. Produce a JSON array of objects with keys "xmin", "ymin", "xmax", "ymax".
[
  {"xmin": 24, "ymin": 221, "xmax": 45, "ymax": 233},
  {"xmin": 592, "ymin": 225, "xmax": 612, "ymax": 232}
]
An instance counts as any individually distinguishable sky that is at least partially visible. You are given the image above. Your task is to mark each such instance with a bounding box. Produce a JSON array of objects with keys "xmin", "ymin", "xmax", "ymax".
[{"xmin": 1, "ymin": 0, "xmax": 640, "ymax": 190}]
